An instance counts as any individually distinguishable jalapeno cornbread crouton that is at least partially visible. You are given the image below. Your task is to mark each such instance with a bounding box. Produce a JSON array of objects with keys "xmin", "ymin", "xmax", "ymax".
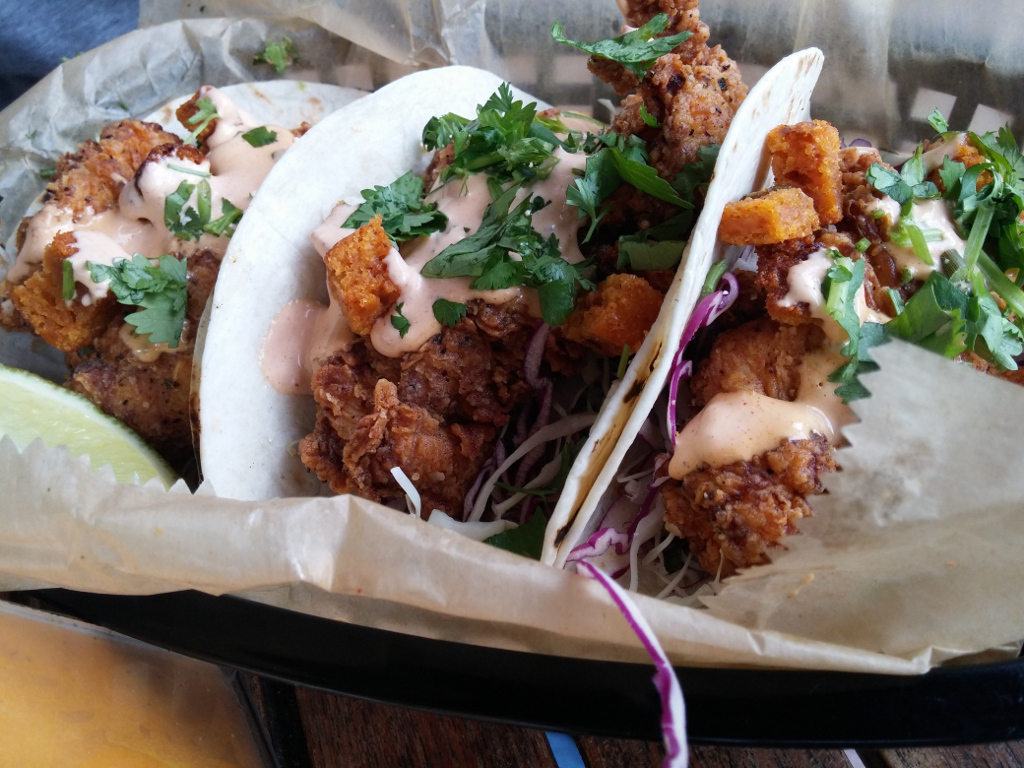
[
  {"xmin": 323, "ymin": 216, "xmax": 402, "ymax": 336},
  {"xmin": 561, "ymin": 273, "xmax": 664, "ymax": 356},
  {"xmin": 765, "ymin": 120, "xmax": 843, "ymax": 225},
  {"xmin": 718, "ymin": 187, "xmax": 820, "ymax": 246}
]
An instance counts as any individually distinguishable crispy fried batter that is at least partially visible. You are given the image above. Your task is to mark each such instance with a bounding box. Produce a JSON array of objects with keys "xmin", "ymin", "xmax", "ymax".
[
  {"xmin": 64, "ymin": 250, "xmax": 220, "ymax": 469},
  {"xmin": 719, "ymin": 187, "xmax": 820, "ymax": 246},
  {"xmin": 561, "ymin": 273, "xmax": 664, "ymax": 356},
  {"xmin": 690, "ymin": 318, "xmax": 825, "ymax": 405},
  {"xmin": 42, "ymin": 120, "xmax": 179, "ymax": 217},
  {"xmin": 613, "ymin": 45, "xmax": 747, "ymax": 179},
  {"xmin": 9, "ymin": 232, "xmax": 119, "ymax": 351},
  {"xmin": 324, "ymin": 216, "xmax": 402, "ymax": 336},
  {"xmin": 766, "ymin": 120, "xmax": 843, "ymax": 225},
  {"xmin": 662, "ymin": 434, "xmax": 837, "ymax": 577},
  {"xmin": 300, "ymin": 298, "xmax": 538, "ymax": 516}
]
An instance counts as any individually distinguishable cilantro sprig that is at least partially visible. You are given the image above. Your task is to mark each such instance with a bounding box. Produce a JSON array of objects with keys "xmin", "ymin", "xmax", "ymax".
[
  {"xmin": 422, "ymin": 84, "xmax": 567, "ymax": 186},
  {"xmin": 432, "ymin": 298, "xmax": 468, "ymax": 328},
  {"xmin": 253, "ymin": 37, "xmax": 297, "ymax": 74},
  {"xmin": 164, "ymin": 180, "xmax": 244, "ymax": 240},
  {"xmin": 87, "ymin": 254, "xmax": 189, "ymax": 346},
  {"xmin": 241, "ymin": 126, "xmax": 278, "ymax": 148},
  {"xmin": 183, "ymin": 97, "xmax": 220, "ymax": 146},
  {"xmin": 391, "ymin": 303, "xmax": 410, "ymax": 338},
  {"xmin": 551, "ymin": 14, "xmax": 692, "ymax": 79},
  {"xmin": 342, "ymin": 171, "xmax": 447, "ymax": 242},
  {"xmin": 421, "ymin": 184, "xmax": 593, "ymax": 326}
]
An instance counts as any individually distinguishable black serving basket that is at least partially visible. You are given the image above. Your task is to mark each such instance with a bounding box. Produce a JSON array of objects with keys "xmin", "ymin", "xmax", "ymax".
[{"xmin": 29, "ymin": 588, "xmax": 1024, "ymax": 747}]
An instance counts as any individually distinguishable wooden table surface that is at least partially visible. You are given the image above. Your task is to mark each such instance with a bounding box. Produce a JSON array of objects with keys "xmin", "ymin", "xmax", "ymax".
[{"xmin": 241, "ymin": 672, "xmax": 1024, "ymax": 768}]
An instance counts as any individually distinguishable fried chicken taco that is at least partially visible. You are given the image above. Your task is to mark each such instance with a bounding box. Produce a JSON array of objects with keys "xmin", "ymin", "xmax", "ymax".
[
  {"xmin": 0, "ymin": 81, "xmax": 363, "ymax": 476},
  {"xmin": 558, "ymin": 61, "xmax": 1024, "ymax": 596},
  {"xmin": 199, "ymin": 0, "xmax": 756, "ymax": 545}
]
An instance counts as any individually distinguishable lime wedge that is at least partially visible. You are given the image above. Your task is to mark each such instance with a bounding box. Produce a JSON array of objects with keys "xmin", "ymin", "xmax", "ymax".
[{"xmin": 0, "ymin": 364, "xmax": 177, "ymax": 487}]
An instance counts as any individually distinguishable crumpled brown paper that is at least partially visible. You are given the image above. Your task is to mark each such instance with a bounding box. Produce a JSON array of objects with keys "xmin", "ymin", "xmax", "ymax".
[{"xmin": 3, "ymin": 0, "xmax": 1024, "ymax": 675}]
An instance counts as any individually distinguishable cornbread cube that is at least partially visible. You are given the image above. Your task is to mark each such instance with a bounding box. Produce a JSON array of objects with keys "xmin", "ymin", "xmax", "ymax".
[
  {"xmin": 766, "ymin": 120, "xmax": 843, "ymax": 225},
  {"xmin": 718, "ymin": 187, "xmax": 820, "ymax": 246},
  {"xmin": 324, "ymin": 215, "xmax": 402, "ymax": 336}
]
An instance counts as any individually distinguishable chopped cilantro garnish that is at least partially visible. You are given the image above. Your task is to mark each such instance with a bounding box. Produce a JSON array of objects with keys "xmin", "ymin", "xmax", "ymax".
[
  {"xmin": 167, "ymin": 163, "xmax": 211, "ymax": 178},
  {"xmin": 118, "ymin": 101, "xmax": 129, "ymax": 112},
  {"xmin": 38, "ymin": 166, "xmax": 56, "ymax": 180},
  {"xmin": 391, "ymin": 303, "xmax": 410, "ymax": 338},
  {"xmin": 25, "ymin": 130, "xmax": 37, "ymax": 140},
  {"xmin": 184, "ymin": 97, "xmax": 220, "ymax": 146},
  {"xmin": 343, "ymin": 171, "xmax": 447, "ymax": 242},
  {"xmin": 432, "ymin": 298, "xmax": 468, "ymax": 328},
  {"xmin": 483, "ymin": 510, "xmax": 548, "ymax": 560},
  {"xmin": 927, "ymin": 109, "xmax": 949, "ymax": 134},
  {"xmin": 821, "ymin": 254, "xmax": 888, "ymax": 402},
  {"xmin": 420, "ymin": 184, "xmax": 593, "ymax": 326},
  {"xmin": 422, "ymin": 84, "xmax": 565, "ymax": 186},
  {"xmin": 855, "ymin": 237, "xmax": 870, "ymax": 252},
  {"xmin": 867, "ymin": 146, "xmax": 939, "ymax": 205},
  {"xmin": 640, "ymin": 103, "xmax": 661, "ymax": 128},
  {"xmin": 86, "ymin": 254, "xmax": 188, "ymax": 347},
  {"xmin": 618, "ymin": 238, "xmax": 684, "ymax": 271},
  {"xmin": 551, "ymin": 14, "xmax": 692, "ymax": 80},
  {"xmin": 61, "ymin": 260, "xmax": 75, "ymax": 301},
  {"xmin": 253, "ymin": 37, "xmax": 297, "ymax": 74},
  {"xmin": 241, "ymin": 126, "xmax": 278, "ymax": 148},
  {"xmin": 164, "ymin": 180, "xmax": 243, "ymax": 240}
]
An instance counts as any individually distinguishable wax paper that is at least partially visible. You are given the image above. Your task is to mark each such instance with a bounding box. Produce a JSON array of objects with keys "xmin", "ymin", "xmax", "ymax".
[{"xmin": 2, "ymin": 0, "xmax": 1024, "ymax": 673}]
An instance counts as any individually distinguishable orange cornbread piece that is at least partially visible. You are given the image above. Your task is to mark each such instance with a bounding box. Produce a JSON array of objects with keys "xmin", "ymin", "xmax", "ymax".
[
  {"xmin": 324, "ymin": 215, "xmax": 402, "ymax": 336},
  {"xmin": 10, "ymin": 232, "xmax": 117, "ymax": 351},
  {"xmin": 562, "ymin": 273, "xmax": 664, "ymax": 356},
  {"xmin": 766, "ymin": 120, "xmax": 843, "ymax": 225},
  {"xmin": 718, "ymin": 187, "xmax": 820, "ymax": 246}
]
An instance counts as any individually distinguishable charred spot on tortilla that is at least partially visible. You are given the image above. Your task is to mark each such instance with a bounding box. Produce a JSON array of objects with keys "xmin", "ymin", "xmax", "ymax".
[{"xmin": 624, "ymin": 378, "xmax": 645, "ymax": 403}]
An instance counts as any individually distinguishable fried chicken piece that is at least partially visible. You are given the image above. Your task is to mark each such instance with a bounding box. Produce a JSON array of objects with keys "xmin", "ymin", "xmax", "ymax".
[
  {"xmin": 718, "ymin": 187, "xmax": 820, "ymax": 246},
  {"xmin": 323, "ymin": 216, "xmax": 401, "ymax": 335},
  {"xmin": 613, "ymin": 45, "xmax": 747, "ymax": 179},
  {"xmin": 662, "ymin": 434, "xmax": 837, "ymax": 577},
  {"xmin": 9, "ymin": 232, "xmax": 119, "ymax": 351},
  {"xmin": 307, "ymin": 378, "xmax": 496, "ymax": 515},
  {"xmin": 42, "ymin": 120, "xmax": 179, "ymax": 219},
  {"xmin": 690, "ymin": 318, "xmax": 825, "ymax": 405},
  {"xmin": 65, "ymin": 250, "xmax": 220, "ymax": 469},
  {"xmin": 766, "ymin": 121, "xmax": 843, "ymax": 225},
  {"xmin": 925, "ymin": 136, "xmax": 990, "ymax": 193},
  {"xmin": 561, "ymin": 273, "xmax": 664, "ymax": 356},
  {"xmin": 300, "ymin": 299, "xmax": 538, "ymax": 516}
]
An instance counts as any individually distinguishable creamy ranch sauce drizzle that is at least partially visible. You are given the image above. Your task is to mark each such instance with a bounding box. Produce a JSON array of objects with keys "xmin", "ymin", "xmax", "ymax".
[
  {"xmin": 669, "ymin": 347, "xmax": 856, "ymax": 479},
  {"xmin": 778, "ymin": 248, "xmax": 889, "ymax": 343},
  {"xmin": 7, "ymin": 87, "xmax": 292, "ymax": 319},
  {"xmin": 868, "ymin": 196, "xmax": 967, "ymax": 280},
  {"xmin": 260, "ymin": 297, "xmax": 355, "ymax": 395}
]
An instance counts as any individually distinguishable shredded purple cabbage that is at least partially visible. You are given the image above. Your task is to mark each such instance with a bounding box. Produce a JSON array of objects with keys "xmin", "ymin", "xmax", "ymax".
[
  {"xmin": 665, "ymin": 271, "xmax": 739, "ymax": 441},
  {"xmin": 577, "ymin": 562, "xmax": 688, "ymax": 767}
]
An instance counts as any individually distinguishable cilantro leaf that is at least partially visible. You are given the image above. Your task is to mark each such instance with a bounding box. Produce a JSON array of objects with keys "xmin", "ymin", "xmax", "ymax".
[
  {"xmin": 61, "ymin": 260, "xmax": 75, "ymax": 301},
  {"xmin": 887, "ymin": 271, "xmax": 968, "ymax": 358},
  {"xmin": 432, "ymin": 298, "xmax": 468, "ymax": 328},
  {"xmin": 640, "ymin": 103, "xmax": 661, "ymax": 128},
  {"xmin": 38, "ymin": 166, "xmax": 56, "ymax": 180},
  {"xmin": 184, "ymin": 97, "xmax": 220, "ymax": 146},
  {"xmin": 203, "ymin": 198, "xmax": 244, "ymax": 237},
  {"xmin": 483, "ymin": 511, "xmax": 548, "ymax": 560},
  {"xmin": 422, "ymin": 83, "xmax": 560, "ymax": 186},
  {"xmin": 253, "ymin": 37, "xmax": 297, "ymax": 74},
  {"xmin": 617, "ymin": 238, "xmax": 684, "ymax": 271},
  {"xmin": 551, "ymin": 14, "xmax": 692, "ymax": 79},
  {"xmin": 343, "ymin": 171, "xmax": 447, "ymax": 242},
  {"xmin": 241, "ymin": 126, "xmax": 278, "ymax": 148},
  {"xmin": 867, "ymin": 146, "xmax": 939, "ymax": 205},
  {"xmin": 927, "ymin": 109, "xmax": 949, "ymax": 134},
  {"xmin": 671, "ymin": 143, "xmax": 719, "ymax": 203},
  {"xmin": 87, "ymin": 254, "xmax": 188, "ymax": 347},
  {"xmin": 391, "ymin": 303, "xmax": 410, "ymax": 338}
]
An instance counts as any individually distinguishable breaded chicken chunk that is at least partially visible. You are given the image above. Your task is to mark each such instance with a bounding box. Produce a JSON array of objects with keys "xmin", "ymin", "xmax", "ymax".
[
  {"xmin": 561, "ymin": 273, "xmax": 664, "ymax": 356},
  {"xmin": 324, "ymin": 216, "xmax": 401, "ymax": 336},
  {"xmin": 10, "ymin": 232, "xmax": 119, "ymax": 351},
  {"xmin": 662, "ymin": 434, "xmax": 837, "ymax": 577},
  {"xmin": 719, "ymin": 187, "xmax": 820, "ymax": 246}
]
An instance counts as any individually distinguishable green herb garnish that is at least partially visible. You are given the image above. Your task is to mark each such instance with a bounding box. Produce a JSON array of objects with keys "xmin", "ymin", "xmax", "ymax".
[
  {"xmin": 551, "ymin": 14, "xmax": 692, "ymax": 80},
  {"xmin": 87, "ymin": 254, "xmax": 188, "ymax": 347},
  {"xmin": 391, "ymin": 303, "xmax": 410, "ymax": 338},
  {"xmin": 183, "ymin": 97, "xmax": 220, "ymax": 146},
  {"xmin": 483, "ymin": 511, "xmax": 549, "ymax": 560},
  {"xmin": 241, "ymin": 126, "xmax": 278, "ymax": 148},
  {"xmin": 61, "ymin": 260, "xmax": 75, "ymax": 301},
  {"xmin": 432, "ymin": 298, "xmax": 468, "ymax": 328},
  {"xmin": 253, "ymin": 37, "xmax": 297, "ymax": 74},
  {"xmin": 342, "ymin": 171, "xmax": 447, "ymax": 242}
]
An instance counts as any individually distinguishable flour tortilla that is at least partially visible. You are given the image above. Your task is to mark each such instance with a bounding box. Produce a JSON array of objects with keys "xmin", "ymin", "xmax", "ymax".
[
  {"xmin": 199, "ymin": 67, "xmax": 538, "ymax": 499},
  {"xmin": 544, "ymin": 48, "xmax": 825, "ymax": 567}
]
